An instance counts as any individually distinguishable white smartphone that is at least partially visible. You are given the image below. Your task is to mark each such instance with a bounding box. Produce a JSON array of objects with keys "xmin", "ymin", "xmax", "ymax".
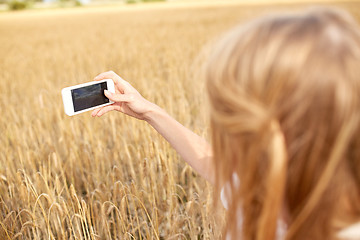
[{"xmin": 61, "ymin": 79, "xmax": 115, "ymax": 116}]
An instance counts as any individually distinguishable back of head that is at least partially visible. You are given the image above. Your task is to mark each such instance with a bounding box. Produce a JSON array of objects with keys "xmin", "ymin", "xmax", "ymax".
[{"xmin": 206, "ymin": 7, "xmax": 360, "ymax": 240}]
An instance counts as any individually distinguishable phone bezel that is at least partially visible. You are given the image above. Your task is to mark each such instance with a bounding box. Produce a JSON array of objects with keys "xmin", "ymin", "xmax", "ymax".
[{"xmin": 61, "ymin": 79, "xmax": 115, "ymax": 116}]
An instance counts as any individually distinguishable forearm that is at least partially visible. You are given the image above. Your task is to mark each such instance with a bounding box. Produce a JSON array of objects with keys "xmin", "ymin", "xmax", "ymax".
[{"xmin": 144, "ymin": 104, "xmax": 214, "ymax": 184}]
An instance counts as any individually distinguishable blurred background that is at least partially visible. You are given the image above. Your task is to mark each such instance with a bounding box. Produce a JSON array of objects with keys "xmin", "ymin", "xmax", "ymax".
[{"xmin": 1, "ymin": 0, "xmax": 359, "ymax": 239}]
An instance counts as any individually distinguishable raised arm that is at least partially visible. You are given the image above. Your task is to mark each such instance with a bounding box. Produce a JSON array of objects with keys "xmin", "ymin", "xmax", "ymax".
[{"xmin": 91, "ymin": 71, "xmax": 214, "ymax": 184}]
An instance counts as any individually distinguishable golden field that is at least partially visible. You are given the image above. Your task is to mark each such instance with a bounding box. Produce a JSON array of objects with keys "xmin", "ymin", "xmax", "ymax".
[{"xmin": 0, "ymin": 1, "xmax": 359, "ymax": 239}]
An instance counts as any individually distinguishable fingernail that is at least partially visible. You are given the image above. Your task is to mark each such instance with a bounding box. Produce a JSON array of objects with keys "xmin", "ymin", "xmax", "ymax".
[{"xmin": 104, "ymin": 89, "xmax": 110, "ymax": 94}]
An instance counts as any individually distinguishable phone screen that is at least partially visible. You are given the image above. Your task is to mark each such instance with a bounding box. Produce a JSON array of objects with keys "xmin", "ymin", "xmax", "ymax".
[{"xmin": 71, "ymin": 82, "xmax": 109, "ymax": 112}]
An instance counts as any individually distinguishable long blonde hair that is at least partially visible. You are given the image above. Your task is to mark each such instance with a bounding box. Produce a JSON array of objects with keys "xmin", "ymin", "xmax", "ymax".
[{"xmin": 206, "ymin": 7, "xmax": 360, "ymax": 240}]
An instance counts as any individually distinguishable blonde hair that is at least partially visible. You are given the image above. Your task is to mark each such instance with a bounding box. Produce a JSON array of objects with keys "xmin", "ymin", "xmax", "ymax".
[{"xmin": 205, "ymin": 7, "xmax": 360, "ymax": 240}]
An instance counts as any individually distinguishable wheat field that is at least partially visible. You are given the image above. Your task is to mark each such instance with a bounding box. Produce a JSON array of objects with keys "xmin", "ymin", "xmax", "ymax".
[{"xmin": 0, "ymin": 1, "xmax": 359, "ymax": 239}]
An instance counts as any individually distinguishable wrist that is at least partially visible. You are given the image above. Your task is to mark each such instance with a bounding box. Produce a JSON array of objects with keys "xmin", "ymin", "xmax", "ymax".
[{"xmin": 143, "ymin": 103, "xmax": 167, "ymax": 125}]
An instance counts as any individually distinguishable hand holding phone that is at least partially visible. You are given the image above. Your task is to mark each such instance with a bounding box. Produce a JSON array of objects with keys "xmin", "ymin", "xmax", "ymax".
[
  {"xmin": 61, "ymin": 79, "xmax": 115, "ymax": 116},
  {"xmin": 91, "ymin": 71, "xmax": 157, "ymax": 120}
]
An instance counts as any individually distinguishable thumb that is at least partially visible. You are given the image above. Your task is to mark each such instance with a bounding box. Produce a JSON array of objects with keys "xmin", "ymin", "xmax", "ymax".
[{"xmin": 105, "ymin": 90, "xmax": 131, "ymax": 103}]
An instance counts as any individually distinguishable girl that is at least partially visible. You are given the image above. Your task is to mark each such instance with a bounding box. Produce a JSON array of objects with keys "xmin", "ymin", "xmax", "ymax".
[{"xmin": 92, "ymin": 7, "xmax": 360, "ymax": 240}]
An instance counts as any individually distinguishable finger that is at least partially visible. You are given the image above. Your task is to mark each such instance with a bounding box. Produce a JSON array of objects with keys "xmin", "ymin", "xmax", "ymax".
[
  {"xmin": 105, "ymin": 90, "xmax": 133, "ymax": 103},
  {"xmin": 94, "ymin": 71, "xmax": 132, "ymax": 93},
  {"xmin": 93, "ymin": 71, "xmax": 117, "ymax": 81},
  {"xmin": 94, "ymin": 70, "xmax": 125, "ymax": 86},
  {"xmin": 92, "ymin": 107, "xmax": 102, "ymax": 117},
  {"xmin": 96, "ymin": 105, "xmax": 121, "ymax": 117}
]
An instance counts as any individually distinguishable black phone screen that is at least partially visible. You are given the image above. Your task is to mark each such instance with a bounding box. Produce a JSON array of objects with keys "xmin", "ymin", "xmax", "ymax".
[{"xmin": 71, "ymin": 82, "xmax": 109, "ymax": 112}]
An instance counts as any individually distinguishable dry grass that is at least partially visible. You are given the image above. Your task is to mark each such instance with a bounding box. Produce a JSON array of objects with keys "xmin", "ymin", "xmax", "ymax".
[{"xmin": 0, "ymin": 1, "xmax": 360, "ymax": 239}]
